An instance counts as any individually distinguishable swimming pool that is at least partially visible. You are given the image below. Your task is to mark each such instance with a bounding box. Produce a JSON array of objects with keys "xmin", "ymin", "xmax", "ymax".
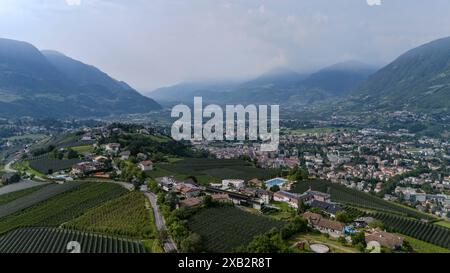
[{"xmin": 265, "ymin": 178, "xmax": 289, "ymax": 187}]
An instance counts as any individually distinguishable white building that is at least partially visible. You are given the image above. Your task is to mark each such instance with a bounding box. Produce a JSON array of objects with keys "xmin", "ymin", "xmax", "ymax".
[{"xmin": 222, "ymin": 179, "xmax": 245, "ymax": 189}]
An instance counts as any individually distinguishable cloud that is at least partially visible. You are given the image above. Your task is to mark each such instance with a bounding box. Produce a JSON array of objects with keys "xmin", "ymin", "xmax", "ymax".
[
  {"xmin": 65, "ymin": 0, "xmax": 81, "ymax": 6},
  {"xmin": 367, "ymin": 0, "xmax": 382, "ymax": 6}
]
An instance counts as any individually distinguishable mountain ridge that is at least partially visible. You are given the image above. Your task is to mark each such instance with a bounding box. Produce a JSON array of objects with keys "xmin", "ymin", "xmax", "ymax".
[{"xmin": 0, "ymin": 38, "xmax": 161, "ymax": 118}]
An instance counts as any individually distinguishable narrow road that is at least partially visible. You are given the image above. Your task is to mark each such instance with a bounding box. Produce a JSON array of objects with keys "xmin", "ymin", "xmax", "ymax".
[{"xmin": 144, "ymin": 191, "xmax": 178, "ymax": 253}]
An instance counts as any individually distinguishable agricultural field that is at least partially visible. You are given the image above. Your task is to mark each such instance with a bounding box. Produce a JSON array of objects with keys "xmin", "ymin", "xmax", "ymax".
[
  {"xmin": 0, "ymin": 182, "xmax": 84, "ymax": 218},
  {"xmin": 0, "ymin": 180, "xmax": 48, "ymax": 196},
  {"xmin": 0, "ymin": 182, "xmax": 127, "ymax": 235},
  {"xmin": 65, "ymin": 191, "xmax": 156, "ymax": 239},
  {"xmin": 71, "ymin": 145, "xmax": 95, "ymax": 153},
  {"xmin": 291, "ymin": 180, "xmax": 434, "ymax": 220},
  {"xmin": 401, "ymin": 234, "xmax": 450, "ymax": 253},
  {"xmin": 28, "ymin": 156, "xmax": 81, "ymax": 174},
  {"xmin": 188, "ymin": 207, "xmax": 286, "ymax": 253},
  {"xmin": 370, "ymin": 212, "xmax": 450, "ymax": 249},
  {"xmin": 434, "ymin": 221, "xmax": 450, "ymax": 229},
  {"xmin": 0, "ymin": 227, "xmax": 146, "ymax": 253},
  {"xmin": 156, "ymin": 159, "xmax": 277, "ymax": 184},
  {"xmin": 0, "ymin": 185, "xmax": 47, "ymax": 206}
]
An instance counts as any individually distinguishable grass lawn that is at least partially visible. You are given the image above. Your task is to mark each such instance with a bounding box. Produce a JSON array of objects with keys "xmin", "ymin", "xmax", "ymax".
[
  {"xmin": 402, "ymin": 234, "xmax": 450, "ymax": 253},
  {"xmin": 71, "ymin": 145, "xmax": 95, "ymax": 153},
  {"xmin": 12, "ymin": 160, "xmax": 46, "ymax": 178},
  {"xmin": 288, "ymin": 233, "xmax": 360, "ymax": 253},
  {"xmin": 434, "ymin": 220, "xmax": 450, "ymax": 229}
]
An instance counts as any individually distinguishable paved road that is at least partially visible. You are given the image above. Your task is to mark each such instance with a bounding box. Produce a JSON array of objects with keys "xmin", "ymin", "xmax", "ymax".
[
  {"xmin": 144, "ymin": 192, "xmax": 178, "ymax": 253},
  {"xmin": 4, "ymin": 159, "xmax": 17, "ymax": 173}
]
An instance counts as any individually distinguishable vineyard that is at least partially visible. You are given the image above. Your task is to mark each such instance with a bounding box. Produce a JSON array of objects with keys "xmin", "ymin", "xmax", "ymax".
[
  {"xmin": 0, "ymin": 227, "xmax": 146, "ymax": 253},
  {"xmin": 291, "ymin": 180, "xmax": 434, "ymax": 220},
  {"xmin": 188, "ymin": 207, "xmax": 286, "ymax": 253},
  {"xmin": 65, "ymin": 191, "xmax": 156, "ymax": 239},
  {"xmin": 0, "ymin": 185, "xmax": 46, "ymax": 206},
  {"xmin": 0, "ymin": 182, "xmax": 127, "ymax": 235},
  {"xmin": 0, "ymin": 182, "xmax": 84, "ymax": 218},
  {"xmin": 370, "ymin": 212, "xmax": 450, "ymax": 249}
]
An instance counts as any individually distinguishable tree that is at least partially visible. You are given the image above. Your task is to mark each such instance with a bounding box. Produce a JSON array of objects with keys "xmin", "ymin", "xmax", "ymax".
[
  {"xmin": 270, "ymin": 185, "xmax": 280, "ymax": 192},
  {"xmin": 203, "ymin": 195, "xmax": 214, "ymax": 208},
  {"xmin": 336, "ymin": 212, "xmax": 351, "ymax": 223},
  {"xmin": 288, "ymin": 166, "xmax": 309, "ymax": 182},
  {"xmin": 351, "ymin": 232, "xmax": 367, "ymax": 248},
  {"xmin": 297, "ymin": 200, "xmax": 310, "ymax": 214},
  {"xmin": 368, "ymin": 220, "xmax": 385, "ymax": 230},
  {"xmin": 245, "ymin": 233, "xmax": 288, "ymax": 253},
  {"xmin": 67, "ymin": 149, "xmax": 79, "ymax": 159},
  {"xmin": 180, "ymin": 233, "xmax": 203, "ymax": 253}
]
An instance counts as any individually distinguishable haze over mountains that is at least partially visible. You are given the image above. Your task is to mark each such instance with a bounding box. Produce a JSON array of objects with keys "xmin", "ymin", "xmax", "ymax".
[
  {"xmin": 148, "ymin": 60, "xmax": 377, "ymax": 106},
  {"xmin": 148, "ymin": 37, "xmax": 450, "ymax": 114},
  {"xmin": 0, "ymin": 38, "xmax": 161, "ymax": 118},
  {"xmin": 1, "ymin": 36, "xmax": 450, "ymax": 119}
]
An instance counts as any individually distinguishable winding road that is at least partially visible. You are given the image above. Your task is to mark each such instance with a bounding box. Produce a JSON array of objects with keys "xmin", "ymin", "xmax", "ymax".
[{"xmin": 144, "ymin": 191, "xmax": 178, "ymax": 253}]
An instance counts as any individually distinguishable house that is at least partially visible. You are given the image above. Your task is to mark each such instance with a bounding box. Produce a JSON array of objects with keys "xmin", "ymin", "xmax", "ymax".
[
  {"xmin": 138, "ymin": 160, "xmax": 153, "ymax": 171},
  {"xmin": 120, "ymin": 151, "xmax": 131, "ymax": 160},
  {"xmin": 178, "ymin": 197, "xmax": 203, "ymax": 208},
  {"xmin": 211, "ymin": 193, "xmax": 232, "ymax": 203},
  {"xmin": 299, "ymin": 189, "xmax": 331, "ymax": 203},
  {"xmin": 222, "ymin": 179, "xmax": 245, "ymax": 189},
  {"xmin": 309, "ymin": 200, "xmax": 343, "ymax": 218},
  {"xmin": 71, "ymin": 162, "xmax": 102, "ymax": 177},
  {"xmin": 303, "ymin": 212, "xmax": 345, "ymax": 237},
  {"xmin": 156, "ymin": 176, "xmax": 177, "ymax": 192},
  {"xmin": 256, "ymin": 189, "xmax": 273, "ymax": 204},
  {"xmin": 248, "ymin": 178, "xmax": 263, "ymax": 188},
  {"xmin": 354, "ymin": 217, "xmax": 375, "ymax": 228},
  {"xmin": 105, "ymin": 143, "xmax": 121, "ymax": 154},
  {"xmin": 176, "ymin": 183, "xmax": 201, "ymax": 198},
  {"xmin": 1, "ymin": 173, "xmax": 20, "ymax": 185},
  {"xmin": 274, "ymin": 191, "xmax": 300, "ymax": 209},
  {"xmin": 365, "ymin": 229, "xmax": 404, "ymax": 250}
]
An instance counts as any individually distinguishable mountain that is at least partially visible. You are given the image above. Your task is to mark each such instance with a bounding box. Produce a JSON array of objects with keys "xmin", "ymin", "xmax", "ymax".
[
  {"xmin": 350, "ymin": 37, "xmax": 450, "ymax": 112},
  {"xmin": 0, "ymin": 38, "xmax": 161, "ymax": 118},
  {"xmin": 300, "ymin": 61, "xmax": 376, "ymax": 96},
  {"xmin": 147, "ymin": 81, "xmax": 241, "ymax": 103},
  {"xmin": 147, "ymin": 62, "xmax": 375, "ymax": 106}
]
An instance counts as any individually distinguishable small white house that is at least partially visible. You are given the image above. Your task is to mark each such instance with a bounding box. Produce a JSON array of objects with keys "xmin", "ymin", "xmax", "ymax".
[{"xmin": 222, "ymin": 179, "xmax": 245, "ymax": 189}]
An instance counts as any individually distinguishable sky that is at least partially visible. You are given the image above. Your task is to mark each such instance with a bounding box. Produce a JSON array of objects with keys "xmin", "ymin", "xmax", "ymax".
[{"xmin": 1, "ymin": 0, "xmax": 450, "ymax": 92}]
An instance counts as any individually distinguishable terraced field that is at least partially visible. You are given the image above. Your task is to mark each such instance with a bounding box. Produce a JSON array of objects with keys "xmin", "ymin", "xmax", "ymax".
[
  {"xmin": 0, "ymin": 182, "xmax": 127, "ymax": 234},
  {"xmin": 188, "ymin": 207, "xmax": 286, "ymax": 253},
  {"xmin": 0, "ymin": 227, "xmax": 146, "ymax": 253}
]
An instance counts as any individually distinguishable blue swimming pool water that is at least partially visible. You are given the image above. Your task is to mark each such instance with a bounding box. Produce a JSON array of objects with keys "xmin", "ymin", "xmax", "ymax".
[{"xmin": 265, "ymin": 178, "xmax": 288, "ymax": 187}]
